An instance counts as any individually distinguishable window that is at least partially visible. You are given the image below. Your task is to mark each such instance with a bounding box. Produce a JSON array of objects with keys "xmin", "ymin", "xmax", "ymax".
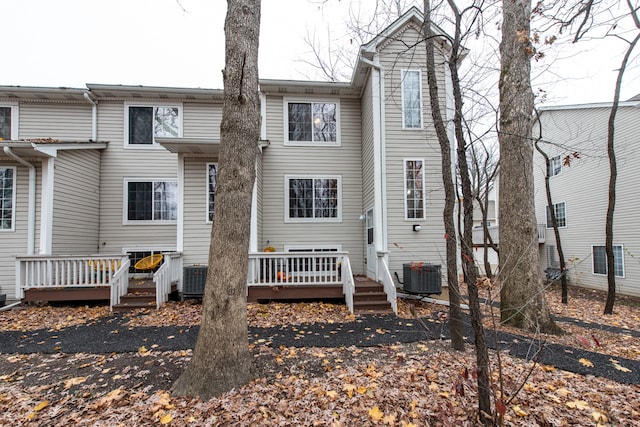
[
  {"xmin": 0, "ymin": 104, "xmax": 17, "ymax": 140},
  {"xmin": 548, "ymin": 155, "xmax": 562, "ymax": 177},
  {"xmin": 0, "ymin": 167, "xmax": 16, "ymax": 231},
  {"xmin": 401, "ymin": 70, "xmax": 422, "ymax": 129},
  {"xmin": 207, "ymin": 163, "xmax": 218, "ymax": 222},
  {"xmin": 126, "ymin": 104, "xmax": 181, "ymax": 146},
  {"xmin": 546, "ymin": 201, "xmax": 566, "ymax": 228},
  {"xmin": 592, "ymin": 245, "xmax": 624, "ymax": 277},
  {"xmin": 285, "ymin": 100, "xmax": 339, "ymax": 145},
  {"xmin": 286, "ymin": 175, "xmax": 341, "ymax": 222},
  {"xmin": 125, "ymin": 179, "xmax": 177, "ymax": 223},
  {"xmin": 404, "ymin": 159, "xmax": 425, "ymax": 219}
]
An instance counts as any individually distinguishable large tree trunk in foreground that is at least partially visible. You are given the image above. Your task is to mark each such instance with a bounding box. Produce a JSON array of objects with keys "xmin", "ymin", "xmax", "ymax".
[
  {"xmin": 172, "ymin": 0, "xmax": 261, "ymax": 400},
  {"xmin": 498, "ymin": 0, "xmax": 560, "ymax": 334}
]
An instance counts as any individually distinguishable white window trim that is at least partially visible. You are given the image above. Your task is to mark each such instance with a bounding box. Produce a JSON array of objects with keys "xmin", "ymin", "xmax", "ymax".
[
  {"xmin": 123, "ymin": 178, "xmax": 178, "ymax": 225},
  {"xmin": 283, "ymin": 98, "xmax": 341, "ymax": 147},
  {"xmin": 546, "ymin": 201, "xmax": 567, "ymax": 229},
  {"xmin": 0, "ymin": 103, "xmax": 19, "ymax": 140},
  {"xmin": 206, "ymin": 162, "xmax": 218, "ymax": 224},
  {"xmin": 284, "ymin": 244, "xmax": 343, "ymax": 252},
  {"xmin": 284, "ymin": 174, "xmax": 342, "ymax": 223},
  {"xmin": 403, "ymin": 158, "xmax": 426, "ymax": 221},
  {"xmin": 0, "ymin": 166, "xmax": 16, "ymax": 232},
  {"xmin": 591, "ymin": 244, "xmax": 625, "ymax": 278},
  {"xmin": 124, "ymin": 102, "xmax": 183, "ymax": 149},
  {"xmin": 401, "ymin": 69, "xmax": 423, "ymax": 130},
  {"xmin": 549, "ymin": 155, "xmax": 562, "ymax": 177}
]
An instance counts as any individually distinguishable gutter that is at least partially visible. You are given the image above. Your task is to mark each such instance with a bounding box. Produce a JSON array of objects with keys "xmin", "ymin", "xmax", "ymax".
[
  {"xmin": 83, "ymin": 92, "xmax": 97, "ymax": 141},
  {"xmin": 3, "ymin": 146, "xmax": 36, "ymax": 255}
]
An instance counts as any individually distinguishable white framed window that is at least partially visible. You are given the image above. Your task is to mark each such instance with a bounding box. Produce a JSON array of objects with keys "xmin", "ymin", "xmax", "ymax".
[
  {"xmin": 0, "ymin": 167, "xmax": 16, "ymax": 231},
  {"xmin": 125, "ymin": 103, "xmax": 182, "ymax": 148},
  {"xmin": 285, "ymin": 175, "xmax": 341, "ymax": 222},
  {"xmin": 404, "ymin": 159, "xmax": 425, "ymax": 220},
  {"xmin": 548, "ymin": 155, "xmax": 562, "ymax": 177},
  {"xmin": 401, "ymin": 70, "xmax": 422, "ymax": 129},
  {"xmin": 592, "ymin": 245, "xmax": 624, "ymax": 278},
  {"xmin": 546, "ymin": 201, "xmax": 566, "ymax": 228},
  {"xmin": 206, "ymin": 163, "xmax": 218, "ymax": 222},
  {"xmin": 0, "ymin": 103, "xmax": 18, "ymax": 141},
  {"xmin": 124, "ymin": 178, "xmax": 177, "ymax": 224},
  {"xmin": 284, "ymin": 98, "xmax": 340, "ymax": 146}
]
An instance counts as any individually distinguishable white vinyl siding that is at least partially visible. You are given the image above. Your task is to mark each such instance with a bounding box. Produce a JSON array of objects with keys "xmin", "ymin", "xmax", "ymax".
[
  {"xmin": 207, "ymin": 163, "xmax": 218, "ymax": 222},
  {"xmin": 0, "ymin": 167, "xmax": 16, "ymax": 231},
  {"xmin": 0, "ymin": 104, "xmax": 18, "ymax": 140},
  {"xmin": 549, "ymin": 155, "xmax": 562, "ymax": 177},
  {"xmin": 401, "ymin": 70, "xmax": 422, "ymax": 129},
  {"xmin": 284, "ymin": 98, "xmax": 340, "ymax": 146},
  {"xmin": 285, "ymin": 175, "xmax": 341, "ymax": 222},
  {"xmin": 124, "ymin": 103, "xmax": 183, "ymax": 148},
  {"xmin": 183, "ymin": 157, "xmax": 214, "ymax": 266},
  {"xmin": 404, "ymin": 158, "xmax": 425, "ymax": 220},
  {"xmin": 546, "ymin": 201, "xmax": 566, "ymax": 228},
  {"xmin": 592, "ymin": 245, "xmax": 624, "ymax": 278},
  {"xmin": 123, "ymin": 179, "xmax": 177, "ymax": 224},
  {"xmin": 18, "ymin": 103, "xmax": 91, "ymax": 140}
]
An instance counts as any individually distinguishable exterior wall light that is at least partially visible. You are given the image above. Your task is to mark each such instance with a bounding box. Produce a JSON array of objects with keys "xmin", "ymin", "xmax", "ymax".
[{"xmin": 413, "ymin": 224, "xmax": 421, "ymax": 232}]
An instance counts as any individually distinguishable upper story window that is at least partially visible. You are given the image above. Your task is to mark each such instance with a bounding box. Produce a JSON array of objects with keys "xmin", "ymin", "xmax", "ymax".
[
  {"xmin": 207, "ymin": 163, "xmax": 218, "ymax": 222},
  {"xmin": 401, "ymin": 70, "xmax": 422, "ymax": 129},
  {"xmin": 404, "ymin": 159, "xmax": 425, "ymax": 219},
  {"xmin": 0, "ymin": 104, "xmax": 18, "ymax": 140},
  {"xmin": 546, "ymin": 201, "xmax": 566, "ymax": 228},
  {"xmin": 285, "ymin": 99, "xmax": 339, "ymax": 146},
  {"xmin": 548, "ymin": 155, "xmax": 562, "ymax": 177},
  {"xmin": 125, "ymin": 179, "xmax": 177, "ymax": 223},
  {"xmin": 286, "ymin": 175, "xmax": 341, "ymax": 222},
  {"xmin": 592, "ymin": 245, "xmax": 624, "ymax": 277},
  {"xmin": 0, "ymin": 167, "xmax": 16, "ymax": 231},
  {"xmin": 126, "ymin": 104, "xmax": 182, "ymax": 147}
]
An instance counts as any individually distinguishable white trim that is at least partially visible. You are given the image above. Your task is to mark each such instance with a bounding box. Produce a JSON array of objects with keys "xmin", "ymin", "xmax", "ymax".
[
  {"xmin": 284, "ymin": 244, "xmax": 343, "ymax": 252},
  {"xmin": 122, "ymin": 245, "xmax": 177, "ymax": 254},
  {"xmin": 284, "ymin": 174, "xmax": 342, "ymax": 223},
  {"xmin": 177, "ymin": 155, "xmax": 185, "ymax": 252},
  {"xmin": 0, "ymin": 103, "xmax": 19, "ymax": 140},
  {"xmin": 545, "ymin": 200, "xmax": 567, "ymax": 228},
  {"xmin": 283, "ymin": 97, "xmax": 341, "ymax": 147},
  {"xmin": 39, "ymin": 158, "xmax": 55, "ymax": 254},
  {"xmin": 403, "ymin": 158, "xmax": 426, "ymax": 221},
  {"xmin": 591, "ymin": 244, "xmax": 625, "ymax": 278},
  {"xmin": 123, "ymin": 102, "xmax": 183, "ymax": 149},
  {"xmin": 549, "ymin": 155, "xmax": 562, "ymax": 178},
  {"xmin": 0, "ymin": 166, "xmax": 16, "ymax": 232},
  {"xmin": 401, "ymin": 69, "xmax": 423, "ymax": 130},
  {"xmin": 123, "ymin": 178, "xmax": 178, "ymax": 225},
  {"xmin": 206, "ymin": 162, "xmax": 218, "ymax": 223}
]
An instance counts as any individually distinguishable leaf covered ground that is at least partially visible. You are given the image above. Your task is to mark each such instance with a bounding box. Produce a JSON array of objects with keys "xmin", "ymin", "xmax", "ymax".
[{"xmin": 1, "ymin": 285, "xmax": 639, "ymax": 426}]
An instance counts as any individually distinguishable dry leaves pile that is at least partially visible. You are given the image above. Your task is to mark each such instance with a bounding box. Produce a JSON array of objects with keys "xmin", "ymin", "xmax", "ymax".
[{"xmin": 1, "ymin": 285, "xmax": 639, "ymax": 425}]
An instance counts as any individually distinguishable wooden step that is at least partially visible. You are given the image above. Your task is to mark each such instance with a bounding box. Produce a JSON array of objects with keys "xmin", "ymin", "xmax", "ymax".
[
  {"xmin": 353, "ymin": 291, "xmax": 388, "ymax": 302},
  {"xmin": 119, "ymin": 293, "xmax": 156, "ymax": 304},
  {"xmin": 353, "ymin": 299, "xmax": 394, "ymax": 314},
  {"xmin": 112, "ymin": 301, "xmax": 156, "ymax": 312},
  {"xmin": 353, "ymin": 276, "xmax": 393, "ymax": 314}
]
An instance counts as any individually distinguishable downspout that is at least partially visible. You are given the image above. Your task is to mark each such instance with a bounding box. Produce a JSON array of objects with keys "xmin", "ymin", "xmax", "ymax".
[
  {"xmin": 3, "ymin": 147, "xmax": 36, "ymax": 255},
  {"xmin": 83, "ymin": 92, "xmax": 97, "ymax": 141}
]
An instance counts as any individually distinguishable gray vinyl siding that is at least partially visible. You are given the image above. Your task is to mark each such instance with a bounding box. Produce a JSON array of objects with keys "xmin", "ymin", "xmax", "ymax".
[
  {"xmin": 379, "ymin": 24, "xmax": 447, "ymax": 281},
  {"xmin": 261, "ymin": 95, "xmax": 365, "ymax": 273},
  {"xmin": 51, "ymin": 150, "xmax": 101, "ymax": 255},
  {"xmin": 361, "ymin": 76, "xmax": 376, "ymax": 213},
  {"xmin": 0, "ymin": 162, "xmax": 42, "ymax": 301},
  {"xmin": 182, "ymin": 157, "xmax": 214, "ymax": 266},
  {"xmin": 535, "ymin": 105, "xmax": 640, "ymax": 297},
  {"xmin": 96, "ymin": 101, "xmax": 178, "ymax": 255},
  {"xmin": 18, "ymin": 102, "xmax": 92, "ymax": 140},
  {"xmin": 183, "ymin": 103, "xmax": 222, "ymax": 139}
]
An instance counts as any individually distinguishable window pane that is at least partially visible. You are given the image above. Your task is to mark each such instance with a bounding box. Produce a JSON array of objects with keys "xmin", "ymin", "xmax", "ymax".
[
  {"xmin": 129, "ymin": 107, "xmax": 154, "ymax": 144},
  {"xmin": 614, "ymin": 246, "xmax": 624, "ymax": 277},
  {"xmin": 593, "ymin": 245, "xmax": 624, "ymax": 277},
  {"xmin": 0, "ymin": 107, "xmax": 11, "ymax": 140},
  {"xmin": 154, "ymin": 107, "xmax": 180, "ymax": 138},
  {"xmin": 549, "ymin": 155, "xmax": 562, "ymax": 177},
  {"xmin": 0, "ymin": 168, "xmax": 14, "ymax": 229},
  {"xmin": 314, "ymin": 178, "xmax": 338, "ymax": 218},
  {"xmin": 128, "ymin": 182, "xmax": 153, "ymax": 220},
  {"xmin": 154, "ymin": 181, "xmax": 177, "ymax": 220},
  {"xmin": 289, "ymin": 179, "xmax": 313, "ymax": 217},
  {"xmin": 402, "ymin": 71, "xmax": 421, "ymax": 128},
  {"xmin": 288, "ymin": 103, "xmax": 312, "ymax": 141},
  {"xmin": 312, "ymin": 103, "xmax": 337, "ymax": 142},
  {"xmin": 208, "ymin": 164, "xmax": 218, "ymax": 221},
  {"xmin": 405, "ymin": 160, "xmax": 424, "ymax": 219}
]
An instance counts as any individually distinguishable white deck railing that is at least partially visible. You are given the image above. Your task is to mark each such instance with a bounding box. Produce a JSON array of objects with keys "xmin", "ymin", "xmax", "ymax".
[
  {"xmin": 472, "ymin": 224, "xmax": 546, "ymax": 245},
  {"xmin": 247, "ymin": 251, "xmax": 347, "ymax": 286},
  {"xmin": 341, "ymin": 256, "xmax": 355, "ymax": 313},
  {"xmin": 110, "ymin": 259, "xmax": 130, "ymax": 310},
  {"xmin": 153, "ymin": 252, "xmax": 182, "ymax": 309},
  {"xmin": 377, "ymin": 254, "xmax": 398, "ymax": 314}
]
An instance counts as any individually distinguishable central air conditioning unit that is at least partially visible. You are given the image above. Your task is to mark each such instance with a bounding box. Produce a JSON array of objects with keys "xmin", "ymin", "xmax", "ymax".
[
  {"xmin": 183, "ymin": 265, "xmax": 208, "ymax": 299},
  {"xmin": 402, "ymin": 263, "xmax": 442, "ymax": 294}
]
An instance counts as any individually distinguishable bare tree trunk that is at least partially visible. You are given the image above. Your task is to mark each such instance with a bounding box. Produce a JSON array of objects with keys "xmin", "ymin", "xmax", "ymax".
[
  {"xmin": 423, "ymin": 0, "xmax": 465, "ymax": 352},
  {"xmin": 172, "ymin": 0, "xmax": 261, "ymax": 400},
  {"xmin": 499, "ymin": 0, "xmax": 561, "ymax": 334}
]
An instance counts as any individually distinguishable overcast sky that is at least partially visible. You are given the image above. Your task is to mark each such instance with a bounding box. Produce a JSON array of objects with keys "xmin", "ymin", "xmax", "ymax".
[{"xmin": 2, "ymin": 0, "xmax": 639, "ymax": 106}]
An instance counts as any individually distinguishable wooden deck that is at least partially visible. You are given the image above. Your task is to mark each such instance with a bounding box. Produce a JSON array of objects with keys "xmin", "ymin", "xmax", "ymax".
[
  {"xmin": 247, "ymin": 284, "xmax": 344, "ymax": 302},
  {"xmin": 23, "ymin": 287, "xmax": 110, "ymax": 303}
]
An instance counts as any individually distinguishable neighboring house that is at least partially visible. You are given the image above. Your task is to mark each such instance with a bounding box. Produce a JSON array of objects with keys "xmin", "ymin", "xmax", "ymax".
[
  {"xmin": 472, "ymin": 173, "xmax": 499, "ymax": 275},
  {"xmin": 534, "ymin": 99, "xmax": 640, "ymax": 297},
  {"xmin": 0, "ymin": 8, "xmax": 455, "ymax": 311}
]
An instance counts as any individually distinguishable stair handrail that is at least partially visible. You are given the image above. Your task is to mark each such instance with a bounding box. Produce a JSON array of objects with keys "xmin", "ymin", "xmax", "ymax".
[
  {"xmin": 377, "ymin": 255, "xmax": 398, "ymax": 314},
  {"xmin": 109, "ymin": 258, "xmax": 130, "ymax": 311},
  {"xmin": 341, "ymin": 255, "xmax": 355, "ymax": 314}
]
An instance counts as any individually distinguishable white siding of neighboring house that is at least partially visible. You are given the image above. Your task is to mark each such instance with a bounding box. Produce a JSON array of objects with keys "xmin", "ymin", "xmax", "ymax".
[
  {"xmin": 96, "ymin": 100, "xmax": 178, "ymax": 255},
  {"xmin": 535, "ymin": 105, "xmax": 640, "ymax": 297},
  {"xmin": 51, "ymin": 150, "xmax": 101, "ymax": 255},
  {"xmin": 261, "ymin": 95, "xmax": 365, "ymax": 274},
  {"xmin": 378, "ymin": 23, "xmax": 448, "ymax": 283}
]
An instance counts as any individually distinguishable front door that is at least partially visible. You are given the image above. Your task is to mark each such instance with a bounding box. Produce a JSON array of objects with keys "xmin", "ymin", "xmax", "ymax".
[{"xmin": 365, "ymin": 208, "xmax": 376, "ymax": 279}]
